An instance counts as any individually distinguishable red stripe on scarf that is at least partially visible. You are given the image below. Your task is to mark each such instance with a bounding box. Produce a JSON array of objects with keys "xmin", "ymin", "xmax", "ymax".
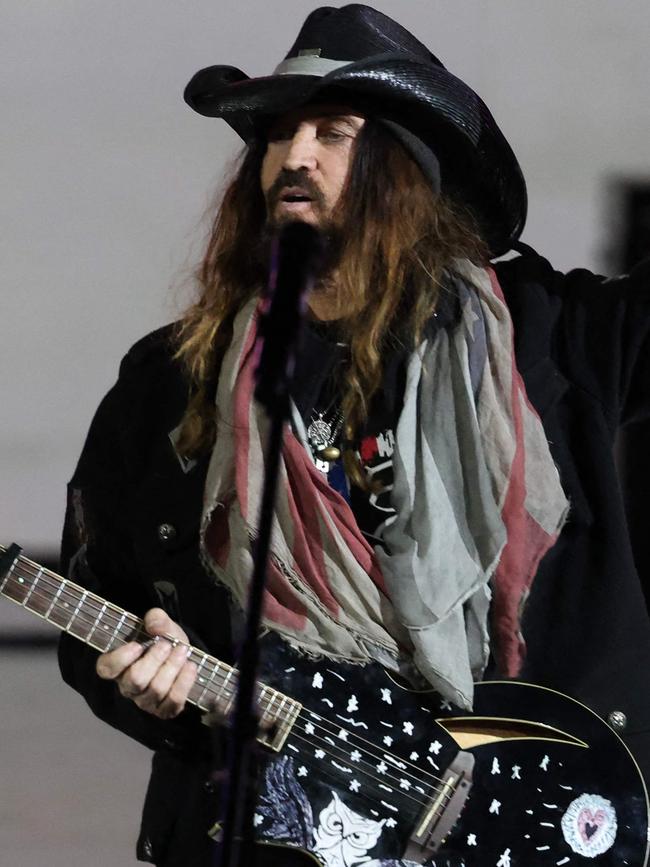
[
  {"xmin": 233, "ymin": 314, "xmax": 261, "ymax": 519},
  {"xmin": 283, "ymin": 433, "xmax": 387, "ymax": 607},
  {"xmin": 208, "ymin": 303, "xmax": 388, "ymax": 635},
  {"xmin": 488, "ymin": 268, "xmax": 557, "ymax": 676}
]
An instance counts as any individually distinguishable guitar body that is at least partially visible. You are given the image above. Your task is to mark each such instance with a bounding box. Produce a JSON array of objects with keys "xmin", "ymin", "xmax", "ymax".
[
  {"xmin": 1, "ymin": 546, "xmax": 647, "ymax": 866},
  {"xmin": 251, "ymin": 634, "xmax": 649, "ymax": 866}
]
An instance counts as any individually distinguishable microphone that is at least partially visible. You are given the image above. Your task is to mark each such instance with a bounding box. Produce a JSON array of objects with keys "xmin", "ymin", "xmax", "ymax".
[
  {"xmin": 221, "ymin": 223, "xmax": 323, "ymax": 867},
  {"xmin": 255, "ymin": 222, "xmax": 324, "ymax": 410}
]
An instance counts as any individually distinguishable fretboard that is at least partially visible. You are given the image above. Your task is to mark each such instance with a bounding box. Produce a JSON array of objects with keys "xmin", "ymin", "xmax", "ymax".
[{"xmin": 0, "ymin": 544, "xmax": 300, "ymax": 750}]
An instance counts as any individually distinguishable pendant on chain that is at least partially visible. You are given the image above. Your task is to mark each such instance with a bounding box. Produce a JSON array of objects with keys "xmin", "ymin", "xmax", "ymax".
[{"xmin": 307, "ymin": 409, "xmax": 343, "ymax": 471}]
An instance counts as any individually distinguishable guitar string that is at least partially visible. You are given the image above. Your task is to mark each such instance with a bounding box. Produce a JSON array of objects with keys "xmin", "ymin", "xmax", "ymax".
[
  {"xmin": 284, "ymin": 710, "xmax": 448, "ymax": 798},
  {"xmin": 265, "ymin": 723, "xmax": 455, "ymax": 822},
  {"xmin": 4, "ymin": 577, "xmax": 454, "ymax": 813},
  {"xmin": 280, "ymin": 729, "xmax": 454, "ymax": 818},
  {"xmin": 2, "ymin": 570, "xmax": 454, "ymax": 796},
  {"xmin": 5, "ymin": 561, "xmax": 457, "ymax": 800},
  {"xmin": 3, "ymin": 562, "xmax": 454, "ymax": 798},
  {"xmin": 284, "ymin": 726, "xmax": 455, "ymax": 814}
]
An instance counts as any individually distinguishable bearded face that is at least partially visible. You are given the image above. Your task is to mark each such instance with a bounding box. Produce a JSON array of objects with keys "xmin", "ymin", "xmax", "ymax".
[{"xmin": 260, "ymin": 106, "xmax": 365, "ymax": 230}]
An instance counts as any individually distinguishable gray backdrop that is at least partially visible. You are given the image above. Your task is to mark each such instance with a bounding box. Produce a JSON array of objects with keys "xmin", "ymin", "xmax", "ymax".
[
  {"xmin": 1, "ymin": 2, "xmax": 649, "ymax": 864},
  {"xmin": 2, "ymin": 0, "xmax": 649, "ymax": 558}
]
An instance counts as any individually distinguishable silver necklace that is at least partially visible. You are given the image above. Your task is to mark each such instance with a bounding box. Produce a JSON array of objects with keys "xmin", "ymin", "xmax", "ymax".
[{"xmin": 307, "ymin": 404, "xmax": 344, "ymax": 470}]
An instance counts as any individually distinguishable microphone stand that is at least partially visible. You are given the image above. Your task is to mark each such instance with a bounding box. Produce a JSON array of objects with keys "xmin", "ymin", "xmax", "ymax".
[{"xmin": 216, "ymin": 222, "xmax": 322, "ymax": 867}]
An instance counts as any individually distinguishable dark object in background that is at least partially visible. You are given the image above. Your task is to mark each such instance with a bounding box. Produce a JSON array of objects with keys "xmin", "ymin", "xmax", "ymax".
[
  {"xmin": 612, "ymin": 181, "xmax": 650, "ymax": 611},
  {"xmin": 620, "ymin": 184, "xmax": 650, "ymax": 269}
]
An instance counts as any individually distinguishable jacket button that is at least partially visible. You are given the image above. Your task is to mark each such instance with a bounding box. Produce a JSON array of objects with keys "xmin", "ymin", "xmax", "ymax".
[
  {"xmin": 157, "ymin": 523, "xmax": 177, "ymax": 543},
  {"xmin": 608, "ymin": 710, "xmax": 627, "ymax": 731}
]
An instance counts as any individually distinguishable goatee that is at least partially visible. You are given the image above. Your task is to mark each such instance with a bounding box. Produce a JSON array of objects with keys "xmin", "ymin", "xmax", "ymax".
[
  {"xmin": 257, "ymin": 168, "xmax": 345, "ymax": 281},
  {"xmin": 253, "ymin": 216, "xmax": 345, "ymax": 284}
]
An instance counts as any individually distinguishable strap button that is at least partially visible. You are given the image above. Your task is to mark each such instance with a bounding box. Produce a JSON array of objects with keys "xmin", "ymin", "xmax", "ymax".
[
  {"xmin": 157, "ymin": 523, "xmax": 177, "ymax": 543},
  {"xmin": 607, "ymin": 710, "xmax": 627, "ymax": 731}
]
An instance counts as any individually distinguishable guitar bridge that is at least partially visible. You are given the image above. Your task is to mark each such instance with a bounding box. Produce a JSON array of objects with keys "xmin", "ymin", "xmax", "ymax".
[{"xmin": 404, "ymin": 750, "xmax": 474, "ymax": 864}]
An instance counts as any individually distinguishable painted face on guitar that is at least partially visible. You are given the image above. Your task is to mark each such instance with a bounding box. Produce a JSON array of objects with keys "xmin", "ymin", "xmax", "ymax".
[{"xmin": 1, "ymin": 546, "xmax": 647, "ymax": 866}]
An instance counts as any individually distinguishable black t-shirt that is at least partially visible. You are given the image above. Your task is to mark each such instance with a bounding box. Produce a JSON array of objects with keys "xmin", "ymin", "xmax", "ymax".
[{"xmin": 291, "ymin": 290, "xmax": 459, "ymax": 545}]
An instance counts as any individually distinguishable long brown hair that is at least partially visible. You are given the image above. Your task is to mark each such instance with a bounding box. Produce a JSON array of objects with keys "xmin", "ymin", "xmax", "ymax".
[{"xmin": 174, "ymin": 119, "xmax": 488, "ymax": 477}]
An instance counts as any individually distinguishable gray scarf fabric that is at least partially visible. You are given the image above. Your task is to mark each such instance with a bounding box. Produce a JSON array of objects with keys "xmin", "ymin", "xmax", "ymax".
[
  {"xmin": 201, "ymin": 262, "xmax": 569, "ymax": 709},
  {"xmin": 377, "ymin": 261, "xmax": 570, "ymax": 708}
]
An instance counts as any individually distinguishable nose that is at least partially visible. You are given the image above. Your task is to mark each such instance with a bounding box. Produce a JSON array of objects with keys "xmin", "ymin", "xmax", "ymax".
[{"xmin": 282, "ymin": 125, "xmax": 318, "ymax": 172}]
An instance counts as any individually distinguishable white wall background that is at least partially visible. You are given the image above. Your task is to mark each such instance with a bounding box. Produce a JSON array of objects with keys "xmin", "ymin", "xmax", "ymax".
[
  {"xmin": 1, "ymin": 0, "xmax": 649, "ymax": 556},
  {"xmin": 0, "ymin": 3, "xmax": 649, "ymax": 864}
]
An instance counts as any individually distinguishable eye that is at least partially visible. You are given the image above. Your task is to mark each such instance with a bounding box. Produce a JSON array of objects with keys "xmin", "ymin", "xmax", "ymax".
[{"xmin": 318, "ymin": 128, "xmax": 347, "ymax": 143}]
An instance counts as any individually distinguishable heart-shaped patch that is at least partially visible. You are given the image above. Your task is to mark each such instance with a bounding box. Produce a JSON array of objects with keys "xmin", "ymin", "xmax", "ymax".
[
  {"xmin": 578, "ymin": 807, "xmax": 606, "ymax": 842},
  {"xmin": 561, "ymin": 794, "xmax": 617, "ymax": 857}
]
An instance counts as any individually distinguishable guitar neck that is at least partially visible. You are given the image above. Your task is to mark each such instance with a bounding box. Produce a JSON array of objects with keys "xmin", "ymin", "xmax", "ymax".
[{"xmin": 0, "ymin": 544, "xmax": 300, "ymax": 743}]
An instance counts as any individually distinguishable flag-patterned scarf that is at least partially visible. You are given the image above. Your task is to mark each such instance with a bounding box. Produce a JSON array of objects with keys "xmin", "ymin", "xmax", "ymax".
[{"xmin": 201, "ymin": 262, "xmax": 569, "ymax": 708}]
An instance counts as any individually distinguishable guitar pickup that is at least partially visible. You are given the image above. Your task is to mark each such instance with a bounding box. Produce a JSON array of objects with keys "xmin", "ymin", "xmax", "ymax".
[{"xmin": 403, "ymin": 750, "xmax": 474, "ymax": 864}]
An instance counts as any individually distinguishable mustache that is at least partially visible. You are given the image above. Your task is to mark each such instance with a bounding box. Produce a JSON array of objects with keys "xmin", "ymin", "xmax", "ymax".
[{"xmin": 265, "ymin": 168, "xmax": 326, "ymax": 212}]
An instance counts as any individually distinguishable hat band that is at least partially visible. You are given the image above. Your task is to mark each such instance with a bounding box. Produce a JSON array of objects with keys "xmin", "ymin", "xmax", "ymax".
[{"xmin": 273, "ymin": 55, "xmax": 352, "ymax": 77}]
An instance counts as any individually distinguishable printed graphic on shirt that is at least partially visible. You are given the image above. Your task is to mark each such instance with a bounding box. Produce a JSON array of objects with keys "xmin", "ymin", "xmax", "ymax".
[{"xmin": 352, "ymin": 428, "xmax": 396, "ymax": 545}]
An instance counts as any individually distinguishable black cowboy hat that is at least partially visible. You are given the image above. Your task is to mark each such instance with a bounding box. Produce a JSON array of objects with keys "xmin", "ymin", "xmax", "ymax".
[{"xmin": 184, "ymin": 4, "xmax": 527, "ymax": 256}]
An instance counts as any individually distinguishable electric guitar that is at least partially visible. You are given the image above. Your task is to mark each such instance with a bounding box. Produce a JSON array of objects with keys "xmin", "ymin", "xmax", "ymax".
[{"xmin": 2, "ymin": 543, "xmax": 648, "ymax": 866}]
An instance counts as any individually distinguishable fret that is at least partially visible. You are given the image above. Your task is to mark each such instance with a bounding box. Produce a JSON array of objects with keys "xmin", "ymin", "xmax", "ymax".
[
  {"xmin": 8, "ymin": 572, "xmax": 27, "ymax": 603},
  {"xmin": 260, "ymin": 686, "xmax": 279, "ymax": 729},
  {"xmin": 289, "ymin": 699, "xmax": 302, "ymax": 730},
  {"xmin": 269, "ymin": 689, "xmax": 282, "ymax": 722},
  {"xmin": 212, "ymin": 662, "xmax": 236, "ymax": 713},
  {"xmin": 48, "ymin": 585, "xmax": 78, "ymax": 629},
  {"xmin": 259, "ymin": 687, "xmax": 277, "ymax": 748},
  {"xmin": 44, "ymin": 580, "xmax": 66, "ymax": 620},
  {"xmin": 198, "ymin": 662, "xmax": 220, "ymax": 710},
  {"xmin": 259, "ymin": 685, "xmax": 269, "ymax": 719},
  {"xmin": 19, "ymin": 566, "xmax": 57, "ymax": 619},
  {"xmin": 220, "ymin": 667, "xmax": 236, "ymax": 716},
  {"xmin": 131, "ymin": 619, "xmax": 147, "ymax": 643},
  {"xmin": 86, "ymin": 602, "xmax": 107, "ymax": 645},
  {"xmin": 197, "ymin": 664, "xmax": 235, "ymax": 718},
  {"xmin": 256, "ymin": 687, "xmax": 301, "ymax": 752},
  {"xmin": 193, "ymin": 653, "xmax": 209, "ymax": 695},
  {"xmin": 21, "ymin": 566, "xmax": 43, "ymax": 608},
  {"xmin": 275, "ymin": 694, "xmax": 288, "ymax": 727},
  {"xmin": 262, "ymin": 686, "xmax": 276, "ymax": 717},
  {"xmin": 95, "ymin": 603, "xmax": 124, "ymax": 650},
  {"xmin": 1, "ymin": 545, "xmax": 304, "ymax": 753},
  {"xmin": 64, "ymin": 588, "xmax": 88, "ymax": 635},
  {"xmin": 192, "ymin": 654, "xmax": 210, "ymax": 707},
  {"xmin": 106, "ymin": 612, "xmax": 127, "ymax": 651}
]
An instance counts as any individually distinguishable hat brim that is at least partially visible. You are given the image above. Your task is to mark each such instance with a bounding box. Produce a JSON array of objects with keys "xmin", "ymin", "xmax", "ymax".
[{"xmin": 184, "ymin": 54, "xmax": 526, "ymax": 255}]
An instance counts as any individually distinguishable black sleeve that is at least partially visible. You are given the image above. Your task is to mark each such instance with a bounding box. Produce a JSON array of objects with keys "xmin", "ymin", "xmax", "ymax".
[
  {"xmin": 500, "ymin": 248, "xmax": 650, "ymax": 426},
  {"xmin": 57, "ymin": 355, "xmax": 208, "ymax": 755},
  {"xmin": 557, "ymin": 257, "xmax": 650, "ymax": 426},
  {"xmin": 619, "ymin": 258, "xmax": 650, "ymax": 425}
]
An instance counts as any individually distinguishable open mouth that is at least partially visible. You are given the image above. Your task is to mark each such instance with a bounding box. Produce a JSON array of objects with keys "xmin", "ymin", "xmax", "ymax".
[{"xmin": 279, "ymin": 187, "xmax": 315, "ymax": 205}]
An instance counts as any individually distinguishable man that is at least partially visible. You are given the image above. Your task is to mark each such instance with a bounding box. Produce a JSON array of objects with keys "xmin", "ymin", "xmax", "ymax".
[{"xmin": 58, "ymin": 5, "xmax": 650, "ymax": 866}]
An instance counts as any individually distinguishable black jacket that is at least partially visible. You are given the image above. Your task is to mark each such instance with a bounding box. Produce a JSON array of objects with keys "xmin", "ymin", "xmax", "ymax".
[{"xmin": 58, "ymin": 248, "xmax": 650, "ymax": 865}]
